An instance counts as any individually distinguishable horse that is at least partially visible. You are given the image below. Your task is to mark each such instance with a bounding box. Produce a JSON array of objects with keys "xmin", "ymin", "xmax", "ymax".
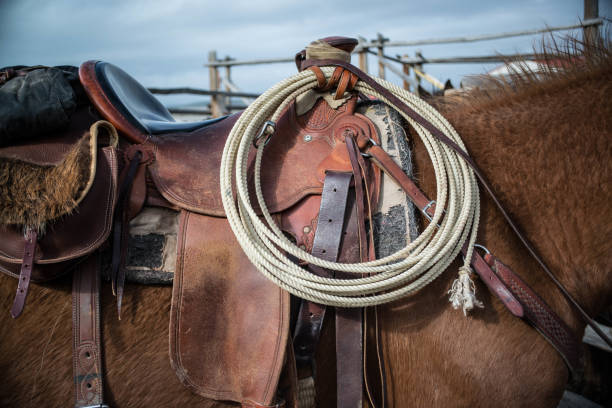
[{"xmin": 1, "ymin": 36, "xmax": 610, "ymax": 407}]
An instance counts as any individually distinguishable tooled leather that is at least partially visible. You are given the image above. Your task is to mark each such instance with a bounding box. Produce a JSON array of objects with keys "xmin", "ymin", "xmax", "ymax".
[
  {"xmin": 490, "ymin": 257, "xmax": 581, "ymax": 371},
  {"xmin": 0, "ymin": 147, "xmax": 118, "ymax": 282},
  {"xmin": 297, "ymin": 96, "xmax": 351, "ymax": 130},
  {"xmin": 73, "ymin": 254, "xmax": 105, "ymax": 407},
  {"xmin": 169, "ymin": 211, "xmax": 289, "ymax": 406}
]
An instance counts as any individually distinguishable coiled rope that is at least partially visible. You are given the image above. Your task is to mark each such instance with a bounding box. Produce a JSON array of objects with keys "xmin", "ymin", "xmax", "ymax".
[{"xmin": 220, "ymin": 66, "xmax": 481, "ymax": 308}]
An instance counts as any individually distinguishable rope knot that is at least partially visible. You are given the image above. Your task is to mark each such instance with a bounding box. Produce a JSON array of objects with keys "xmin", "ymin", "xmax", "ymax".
[{"xmin": 448, "ymin": 266, "xmax": 484, "ymax": 316}]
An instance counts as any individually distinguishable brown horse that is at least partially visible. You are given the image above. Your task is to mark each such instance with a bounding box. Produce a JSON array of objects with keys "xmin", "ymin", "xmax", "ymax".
[{"xmin": 1, "ymin": 38, "xmax": 610, "ymax": 407}]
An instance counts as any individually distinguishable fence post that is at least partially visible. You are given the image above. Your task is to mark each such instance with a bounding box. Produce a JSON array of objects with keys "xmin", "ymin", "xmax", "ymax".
[
  {"xmin": 224, "ymin": 57, "xmax": 232, "ymax": 114},
  {"xmin": 584, "ymin": 0, "xmax": 599, "ymax": 44},
  {"xmin": 402, "ymin": 60, "xmax": 411, "ymax": 91},
  {"xmin": 414, "ymin": 50, "xmax": 423, "ymax": 96},
  {"xmin": 208, "ymin": 51, "xmax": 221, "ymax": 117},
  {"xmin": 357, "ymin": 36, "xmax": 368, "ymax": 73},
  {"xmin": 376, "ymin": 33, "xmax": 388, "ymax": 79}
]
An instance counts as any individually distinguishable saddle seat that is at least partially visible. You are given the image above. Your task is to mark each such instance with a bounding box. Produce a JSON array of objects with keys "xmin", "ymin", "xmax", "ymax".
[{"xmin": 80, "ymin": 61, "xmax": 225, "ymax": 141}]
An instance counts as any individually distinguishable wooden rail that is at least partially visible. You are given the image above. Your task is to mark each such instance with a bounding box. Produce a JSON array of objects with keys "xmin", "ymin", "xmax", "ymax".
[
  {"xmin": 151, "ymin": 4, "xmax": 604, "ymax": 117},
  {"xmin": 148, "ymin": 87, "xmax": 259, "ymax": 98}
]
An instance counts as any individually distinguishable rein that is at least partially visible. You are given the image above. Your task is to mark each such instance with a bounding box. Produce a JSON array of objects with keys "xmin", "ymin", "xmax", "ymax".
[{"xmin": 301, "ymin": 57, "xmax": 612, "ymax": 348}]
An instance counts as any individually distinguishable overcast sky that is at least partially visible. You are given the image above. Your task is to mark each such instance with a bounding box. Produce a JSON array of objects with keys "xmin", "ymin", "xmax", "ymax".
[{"xmin": 1, "ymin": 0, "xmax": 610, "ymax": 109}]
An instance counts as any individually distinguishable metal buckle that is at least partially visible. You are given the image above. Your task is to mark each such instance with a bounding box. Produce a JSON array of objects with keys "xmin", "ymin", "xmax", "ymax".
[
  {"xmin": 422, "ymin": 200, "xmax": 437, "ymax": 222},
  {"xmin": 253, "ymin": 121, "xmax": 276, "ymax": 148},
  {"xmin": 360, "ymin": 137, "xmax": 379, "ymax": 158}
]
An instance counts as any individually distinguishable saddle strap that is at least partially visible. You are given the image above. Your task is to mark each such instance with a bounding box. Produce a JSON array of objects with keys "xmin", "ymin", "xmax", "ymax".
[
  {"xmin": 293, "ymin": 171, "xmax": 352, "ymax": 368},
  {"xmin": 366, "ymin": 142, "xmax": 582, "ymax": 372},
  {"xmin": 73, "ymin": 253, "xmax": 108, "ymax": 408},
  {"xmin": 10, "ymin": 228, "xmax": 37, "ymax": 318},
  {"xmin": 300, "ymin": 57, "xmax": 612, "ymax": 350},
  {"xmin": 293, "ymin": 171, "xmax": 365, "ymax": 407}
]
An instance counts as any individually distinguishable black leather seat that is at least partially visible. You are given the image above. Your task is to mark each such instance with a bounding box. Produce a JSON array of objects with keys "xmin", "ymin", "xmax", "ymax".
[{"xmin": 94, "ymin": 62, "xmax": 226, "ymax": 135}]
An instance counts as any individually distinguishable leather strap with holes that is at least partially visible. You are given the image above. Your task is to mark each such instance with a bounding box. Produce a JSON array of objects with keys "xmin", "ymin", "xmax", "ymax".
[
  {"xmin": 293, "ymin": 172, "xmax": 352, "ymax": 368},
  {"xmin": 73, "ymin": 253, "xmax": 107, "ymax": 408},
  {"xmin": 292, "ymin": 171, "xmax": 357, "ymax": 407},
  {"xmin": 10, "ymin": 228, "xmax": 37, "ymax": 318}
]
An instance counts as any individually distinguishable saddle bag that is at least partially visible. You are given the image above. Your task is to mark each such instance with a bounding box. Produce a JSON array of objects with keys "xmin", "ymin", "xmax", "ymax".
[{"xmin": 0, "ymin": 88, "xmax": 119, "ymax": 316}]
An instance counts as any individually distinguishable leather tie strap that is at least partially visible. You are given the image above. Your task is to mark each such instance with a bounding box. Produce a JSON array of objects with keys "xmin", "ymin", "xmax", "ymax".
[
  {"xmin": 73, "ymin": 254, "xmax": 108, "ymax": 408},
  {"xmin": 10, "ymin": 228, "xmax": 38, "ymax": 318},
  {"xmin": 307, "ymin": 66, "xmax": 358, "ymax": 100},
  {"xmin": 111, "ymin": 145, "xmax": 152, "ymax": 318}
]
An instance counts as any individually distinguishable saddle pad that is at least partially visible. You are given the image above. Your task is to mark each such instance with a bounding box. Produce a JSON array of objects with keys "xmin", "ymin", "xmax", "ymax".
[{"xmin": 169, "ymin": 211, "xmax": 290, "ymax": 406}]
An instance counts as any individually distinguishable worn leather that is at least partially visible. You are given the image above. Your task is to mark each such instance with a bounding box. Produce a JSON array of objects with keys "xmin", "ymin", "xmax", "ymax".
[
  {"xmin": 9, "ymin": 228, "xmax": 37, "ymax": 318},
  {"xmin": 485, "ymin": 254, "xmax": 581, "ymax": 371},
  {"xmin": 73, "ymin": 254, "xmax": 105, "ymax": 407},
  {"xmin": 80, "ymin": 61, "xmax": 226, "ymax": 141},
  {"xmin": 149, "ymin": 97, "xmax": 381, "ymax": 217},
  {"xmin": 169, "ymin": 211, "xmax": 289, "ymax": 406},
  {"xmin": 0, "ymin": 145, "xmax": 118, "ymax": 282}
]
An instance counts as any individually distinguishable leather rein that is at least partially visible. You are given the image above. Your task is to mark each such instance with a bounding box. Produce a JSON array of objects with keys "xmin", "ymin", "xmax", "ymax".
[{"xmin": 298, "ymin": 57, "xmax": 612, "ymax": 364}]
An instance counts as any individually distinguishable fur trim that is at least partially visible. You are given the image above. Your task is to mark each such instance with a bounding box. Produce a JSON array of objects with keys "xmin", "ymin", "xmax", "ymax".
[{"xmin": 0, "ymin": 132, "xmax": 93, "ymax": 231}]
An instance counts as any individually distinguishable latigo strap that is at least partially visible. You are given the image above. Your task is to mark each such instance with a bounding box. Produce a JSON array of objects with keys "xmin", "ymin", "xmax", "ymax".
[{"xmin": 72, "ymin": 254, "xmax": 108, "ymax": 408}]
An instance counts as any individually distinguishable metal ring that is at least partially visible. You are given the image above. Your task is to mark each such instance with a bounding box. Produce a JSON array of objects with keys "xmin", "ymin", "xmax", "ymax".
[
  {"xmin": 253, "ymin": 121, "xmax": 276, "ymax": 148},
  {"xmin": 474, "ymin": 244, "xmax": 491, "ymax": 255}
]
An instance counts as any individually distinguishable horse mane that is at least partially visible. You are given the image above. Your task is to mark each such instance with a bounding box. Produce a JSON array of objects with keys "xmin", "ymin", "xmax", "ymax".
[{"xmin": 438, "ymin": 32, "xmax": 612, "ymax": 113}]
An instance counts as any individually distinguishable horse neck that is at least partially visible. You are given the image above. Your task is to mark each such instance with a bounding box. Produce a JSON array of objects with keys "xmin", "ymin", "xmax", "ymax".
[{"xmin": 434, "ymin": 65, "xmax": 612, "ymax": 329}]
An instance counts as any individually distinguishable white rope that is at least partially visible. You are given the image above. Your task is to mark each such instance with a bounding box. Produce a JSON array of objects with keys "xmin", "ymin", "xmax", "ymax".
[{"xmin": 220, "ymin": 66, "xmax": 482, "ymax": 309}]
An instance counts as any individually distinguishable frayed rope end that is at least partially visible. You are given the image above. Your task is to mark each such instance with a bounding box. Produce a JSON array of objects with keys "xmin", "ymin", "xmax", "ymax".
[{"xmin": 448, "ymin": 266, "xmax": 484, "ymax": 316}]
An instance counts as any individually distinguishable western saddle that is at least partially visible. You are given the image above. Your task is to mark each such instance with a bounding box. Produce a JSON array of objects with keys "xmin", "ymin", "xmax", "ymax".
[
  {"xmin": 0, "ymin": 37, "xmax": 387, "ymax": 407},
  {"xmin": 1, "ymin": 36, "xmax": 591, "ymax": 407}
]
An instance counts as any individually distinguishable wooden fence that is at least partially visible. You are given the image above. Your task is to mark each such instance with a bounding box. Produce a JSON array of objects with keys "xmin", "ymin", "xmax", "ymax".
[{"xmin": 150, "ymin": 1, "xmax": 602, "ymax": 118}]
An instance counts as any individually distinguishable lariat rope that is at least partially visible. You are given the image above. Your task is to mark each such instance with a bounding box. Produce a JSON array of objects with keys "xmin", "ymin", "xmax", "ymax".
[{"xmin": 220, "ymin": 66, "xmax": 481, "ymax": 308}]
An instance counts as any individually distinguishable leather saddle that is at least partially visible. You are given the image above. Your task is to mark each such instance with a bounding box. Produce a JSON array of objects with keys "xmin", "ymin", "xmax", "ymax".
[
  {"xmin": 1, "ymin": 37, "xmax": 382, "ymax": 408},
  {"xmin": 80, "ymin": 57, "xmax": 381, "ymax": 407}
]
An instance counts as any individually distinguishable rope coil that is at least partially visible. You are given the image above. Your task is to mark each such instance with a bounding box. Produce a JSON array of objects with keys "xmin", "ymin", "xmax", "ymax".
[{"xmin": 220, "ymin": 66, "xmax": 481, "ymax": 308}]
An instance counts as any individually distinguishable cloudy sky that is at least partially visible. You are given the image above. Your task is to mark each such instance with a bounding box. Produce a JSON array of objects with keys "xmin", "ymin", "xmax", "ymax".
[{"xmin": 1, "ymin": 0, "xmax": 609, "ymax": 109}]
